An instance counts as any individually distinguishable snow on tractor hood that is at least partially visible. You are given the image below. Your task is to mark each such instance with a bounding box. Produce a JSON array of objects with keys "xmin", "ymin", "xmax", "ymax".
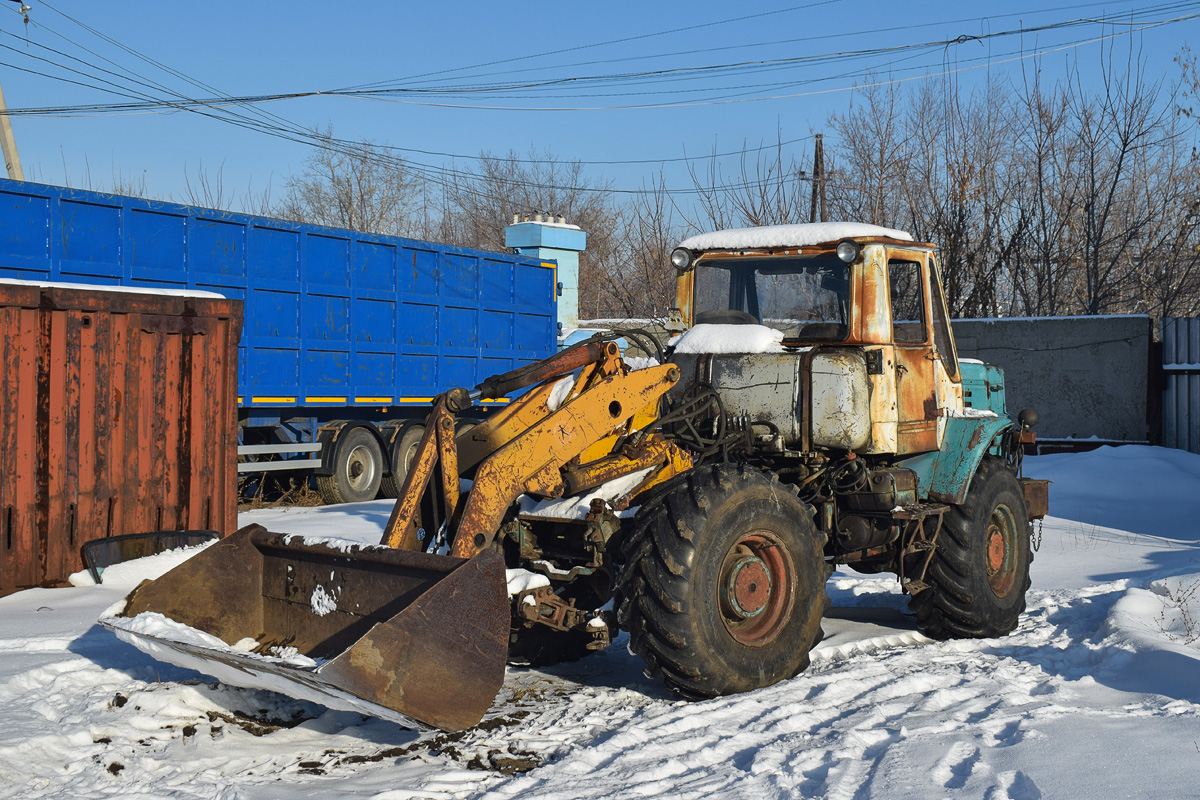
[
  {"xmin": 670, "ymin": 323, "xmax": 787, "ymax": 354},
  {"xmin": 678, "ymin": 222, "xmax": 913, "ymax": 252}
]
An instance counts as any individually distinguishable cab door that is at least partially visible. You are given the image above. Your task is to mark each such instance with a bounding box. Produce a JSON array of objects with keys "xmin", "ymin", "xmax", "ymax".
[{"xmin": 887, "ymin": 256, "xmax": 939, "ymax": 454}]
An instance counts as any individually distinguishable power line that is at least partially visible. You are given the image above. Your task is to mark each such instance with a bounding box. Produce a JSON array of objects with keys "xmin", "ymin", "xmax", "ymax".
[
  {"xmin": 19, "ymin": 3, "xmax": 817, "ymax": 169},
  {"xmin": 6, "ymin": 2, "xmax": 1195, "ymax": 202},
  {"xmin": 336, "ymin": 1, "xmax": 845, "ymax": 92},
  {"xmin": 10, "ymin": 6, "xmax": 1195, "ymax": 115},
  {"xmin": 372, "ymin": 0, "xmax": 1174, "ymax": 88}
]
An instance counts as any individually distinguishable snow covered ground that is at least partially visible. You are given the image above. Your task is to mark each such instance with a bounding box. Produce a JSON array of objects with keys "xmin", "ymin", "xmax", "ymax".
[{"xmin": 2, "ymin": 446, "xmax": 1198, "ymax": 799}]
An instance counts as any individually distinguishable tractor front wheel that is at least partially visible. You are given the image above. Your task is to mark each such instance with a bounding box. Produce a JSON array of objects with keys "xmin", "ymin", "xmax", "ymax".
[
  {"xmin": 911, "ymin": 456, "xmax": 1032, "ymax": 639},
  {"xmin": 616, "ymin": 464, "xmax": 829, "ymax": 698}
]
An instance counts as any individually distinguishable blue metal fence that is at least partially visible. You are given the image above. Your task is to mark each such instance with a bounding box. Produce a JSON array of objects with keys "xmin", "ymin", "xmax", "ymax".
[{"xmin": 1162, "ymin": 317, "xmax": 1200, "ymax": 453}]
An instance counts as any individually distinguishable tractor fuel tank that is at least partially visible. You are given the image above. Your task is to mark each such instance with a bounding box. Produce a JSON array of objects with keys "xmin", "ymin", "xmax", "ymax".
[
  {"xmin": 810, "ymin": 350, "xmax": 871, "ymax": 451},
  {"xmin": 669, "ymin": 349, "xmax": 872, "ymax": 452}
]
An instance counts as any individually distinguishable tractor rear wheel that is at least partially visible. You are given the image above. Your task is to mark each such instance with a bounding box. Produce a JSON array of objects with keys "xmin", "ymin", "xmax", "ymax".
[
  {"xmin": 616, "ymin": 464, "xmax": 829, "ymax": 698},
  {"xmin": 911, "ymin": 456, "xmax": 1032, "ymax": 639}
]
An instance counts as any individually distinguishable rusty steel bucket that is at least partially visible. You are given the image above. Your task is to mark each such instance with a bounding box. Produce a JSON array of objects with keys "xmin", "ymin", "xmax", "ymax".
[{"xmin": 100, "ymin": 523, "xmax": 509, "ymax": 731}]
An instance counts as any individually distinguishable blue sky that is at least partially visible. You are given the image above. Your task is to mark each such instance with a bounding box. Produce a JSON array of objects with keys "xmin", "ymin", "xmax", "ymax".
[{"xmin": 2, "ymin": 0, "xmax": 1196, "ymax": 207}]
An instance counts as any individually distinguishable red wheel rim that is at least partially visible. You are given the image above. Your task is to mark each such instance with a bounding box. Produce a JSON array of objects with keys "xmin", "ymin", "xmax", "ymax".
[
  {"xmin": 718, "ymin": 531, "xmax": 796, "ymax": 646},
  {"xmin": 985, "ymin": 503, "xmax": 1019, "ymax": 597}
]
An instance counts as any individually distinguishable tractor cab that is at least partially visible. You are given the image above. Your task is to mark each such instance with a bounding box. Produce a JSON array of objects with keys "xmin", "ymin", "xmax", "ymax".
[{"xmin": 668, "ymin": 222, "xmax": 964, "ymax": 456}]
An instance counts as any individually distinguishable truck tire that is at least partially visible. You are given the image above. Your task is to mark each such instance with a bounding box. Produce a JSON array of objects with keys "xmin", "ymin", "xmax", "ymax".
[
  {"xmin": 316, "ymin": 426, "xmax": 384, "ymax": 504},
  {"xmin": 378, "ymin": 422, "xmax": 424, "ymax": 499},
  {"xmin": 616, "ymin": 464, "xmax": 829, "ymax": 699},
  {"xmin": 911, "ymin": 456, "xmax": 1032, "ymax": 639}
]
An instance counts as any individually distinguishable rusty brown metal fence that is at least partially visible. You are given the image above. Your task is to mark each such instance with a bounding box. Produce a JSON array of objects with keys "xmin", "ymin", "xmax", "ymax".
[{"xmin": 0, "ymin": 282, "xmax": 241, "ymax": 596}]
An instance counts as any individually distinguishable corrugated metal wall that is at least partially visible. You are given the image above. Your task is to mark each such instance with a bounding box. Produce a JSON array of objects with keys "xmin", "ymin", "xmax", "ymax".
[
  {"xmin": 0, "ymin": 282, "xmax": 242, "ymax": 596},
  {"xmin": 1162, "ymin": 317, "xmax": 1200, "ymax": 453}
]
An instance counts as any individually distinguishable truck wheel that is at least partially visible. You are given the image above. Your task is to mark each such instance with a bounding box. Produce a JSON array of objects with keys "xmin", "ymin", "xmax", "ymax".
[
  {"xmin": 616, "ymin": 464, "xmax": 829, "ymax": 699},
  {"xmin": 911, "ymin": 456, "xmax": 1032, "ymax": 639},
  {"xmin": 316, "ymin": 426, "xmax": 384, "ymax": 504},
  {"xmin": 378, "ymin": 422, "xmax": 424, "ymax": 499}
]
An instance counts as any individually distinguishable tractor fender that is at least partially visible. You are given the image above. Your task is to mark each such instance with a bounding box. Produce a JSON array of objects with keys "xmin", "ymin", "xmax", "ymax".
[
  {"xmin": 896, "ymin": 415, "xmax": 1013, "ymax": 505},
  {"xmin": 313, "ymin": 420, "xmax": 390, "ymax": 477}
]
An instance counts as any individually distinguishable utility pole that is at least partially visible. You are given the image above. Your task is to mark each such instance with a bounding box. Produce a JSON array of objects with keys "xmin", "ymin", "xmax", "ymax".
[
  {"xmin": 808, "ymin": 133, "xmax": 826, "ymax": 223},
  {"xmin": 0, "ymin": 79, "xmax": 22, "ymax": 180}
]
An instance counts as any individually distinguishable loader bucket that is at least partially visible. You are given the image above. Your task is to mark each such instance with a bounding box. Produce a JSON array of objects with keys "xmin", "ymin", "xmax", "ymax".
[{"xmin": 99, "ymin": 524, "xmax": 509, "ymax": 732}]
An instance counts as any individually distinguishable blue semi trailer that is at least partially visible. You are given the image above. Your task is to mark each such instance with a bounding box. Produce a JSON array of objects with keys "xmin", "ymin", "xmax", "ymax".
[{"xmin": 0, "ymin": 178, "xmax": 579, "ymax": 503}]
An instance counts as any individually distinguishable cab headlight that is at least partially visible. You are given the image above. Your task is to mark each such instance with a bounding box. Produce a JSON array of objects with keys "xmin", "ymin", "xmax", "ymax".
[
  {"xmin": 835, "ymin": 241, "xmax": 864, "ymax": 262},
  {"xmin": 836, "ymin": 240, "xmax": 861, "ymax": 263}
]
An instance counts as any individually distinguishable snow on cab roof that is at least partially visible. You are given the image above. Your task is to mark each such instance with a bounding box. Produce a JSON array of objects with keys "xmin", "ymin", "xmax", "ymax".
[{"xmin": 678, "ymin": 222, "xmax": 913, "ymax": 252}]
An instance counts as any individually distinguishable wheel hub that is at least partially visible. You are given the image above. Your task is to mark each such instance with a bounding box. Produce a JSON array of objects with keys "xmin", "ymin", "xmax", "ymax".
[
  {"xmin": 725, "ymin": 556, "xmax": 772, "ymax": 618},
  {"xmin": 984, "ymin": 504, "xmax": 1019, "ymax": 597},
  {"xmin": 346, "ymin": 445, "xmax": 376, "ymax": 492},
  {"xmin": 986, "ymin": 526, "xmax": 1006, "ymax": 575},
  {"xmin": 718, "ymin": 533, "xmax": 796, "ymax": 647}
]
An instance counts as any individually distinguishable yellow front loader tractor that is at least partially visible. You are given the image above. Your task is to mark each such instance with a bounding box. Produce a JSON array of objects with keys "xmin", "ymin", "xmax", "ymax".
[{"xmin": 103, "ymin": 223, "xmax": 1048, "ymax": 731}]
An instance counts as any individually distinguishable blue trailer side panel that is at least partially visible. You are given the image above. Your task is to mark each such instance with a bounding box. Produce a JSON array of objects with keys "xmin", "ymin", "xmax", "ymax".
[{"xmin": 0, "ymin": 179, "xmax": 557, "ymax": 407}]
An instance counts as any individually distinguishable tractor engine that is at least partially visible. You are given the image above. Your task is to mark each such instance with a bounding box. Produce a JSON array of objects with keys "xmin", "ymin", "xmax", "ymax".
[
  {"xmin": 668, "ymin": 347, "xmax": 913, "ymax": 555},
  {"xmin": 669, "ymin": 350, "xmax": 871, "ymax": 453}
]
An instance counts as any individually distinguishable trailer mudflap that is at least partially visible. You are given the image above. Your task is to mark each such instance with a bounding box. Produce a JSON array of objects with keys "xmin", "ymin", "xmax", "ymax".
[{"xmin": 100, "ymin": 524, "xmax": 509, "ymax": 732}]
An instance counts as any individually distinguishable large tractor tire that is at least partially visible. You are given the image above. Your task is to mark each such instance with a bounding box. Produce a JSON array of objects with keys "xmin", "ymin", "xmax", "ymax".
[
  {"xmin": 616, "ymin": 464, "xmax": 830, "ymax": 699},
  {"xmin": 378, "ymin": 422, "xmax": 424, "ymax": 499},
  {"xmin": 316, "ymin": 426, "xmax": 384, "ymax": 504},
  {"xmin": 911, "ymin": 456, "xmax": 1032, "ymax": 639}
]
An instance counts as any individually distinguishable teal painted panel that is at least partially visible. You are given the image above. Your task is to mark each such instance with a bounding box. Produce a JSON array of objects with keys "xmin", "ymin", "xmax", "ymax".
[
  {"xmin": 960, "ymin": 360, "xmax": 1007, "ymax": 416},
  {"xmin": 899, "ymin": 415, "xmax": 1012, "ymax": 504}
]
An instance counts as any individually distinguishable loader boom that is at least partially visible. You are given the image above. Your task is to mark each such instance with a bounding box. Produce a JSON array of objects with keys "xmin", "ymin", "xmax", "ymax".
[{"xmin": 381, "ymin": 339, "xmax": 691, "ymax": 559}]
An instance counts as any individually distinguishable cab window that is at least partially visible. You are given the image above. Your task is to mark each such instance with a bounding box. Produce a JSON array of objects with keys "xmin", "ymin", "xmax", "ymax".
[
  {"xmin": 692, "ymin": 254, "xmax": 850, "ymax": 341},
  {"xmin": 928, "ymin": 258, "xmax": 958, "ymax": 375},
  {"xmin": 888, "ymin": 260, "xmax": 927, "ymax": 344}
]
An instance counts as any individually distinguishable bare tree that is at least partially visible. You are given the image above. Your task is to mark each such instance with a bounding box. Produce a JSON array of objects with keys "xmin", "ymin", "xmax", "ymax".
[
  {"xmin": 432, "ymin": 150, "xmax": 622, "ymax": 320},
  {"xmin": 276, "ymin": 126, "xmax": 423, "ymax": 237},
  {"xmin": 599, "ymin": 174, "xmax": 682, "ymax": 321},
  {"xmin": 1010, "ymin": 65, "xmax": 1080, "ymax": 316},
  {"xmin": 179, "ymin": 160, "xmax": 231, "ymax": 210},
  {"xmin": 821, "ymin": 46, "xmax": 1200, "ymax": 321},
  {"xmin": 900, "ymin": 77, "xmax": 1025, "ymax": 316},
  {"xmin": 1178, "ymin": 45, "xmax": 1198, "ymax": 122},
  {"xmin": 685, "ymin": 133, "xmax": 809, "ymax": 231},
  {"xmin": 825, "ymin": 80, "xmax": 912, "ymax": 229}
]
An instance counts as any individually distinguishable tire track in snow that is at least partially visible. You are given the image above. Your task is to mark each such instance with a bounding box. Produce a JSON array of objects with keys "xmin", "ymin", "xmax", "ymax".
[
  {"xmin": 3, "ymin": 539, "xmax": 1197, "ymax": 799},
  {"xmin": 470, "ymin": 579, "xmax": 1175, "ymax": 800}
]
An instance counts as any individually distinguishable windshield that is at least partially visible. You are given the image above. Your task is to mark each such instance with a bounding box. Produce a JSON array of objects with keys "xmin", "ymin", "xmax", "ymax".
[{"xmin": 692, "ymin": 254, "xmax": 850, "ymax": 340}]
